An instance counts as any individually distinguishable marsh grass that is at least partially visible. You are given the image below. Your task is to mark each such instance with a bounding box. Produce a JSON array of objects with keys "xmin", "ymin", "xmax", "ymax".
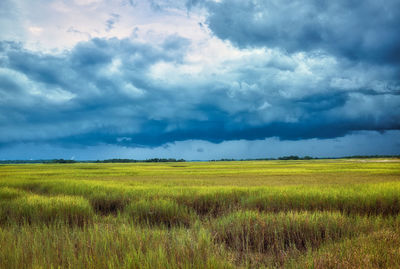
[
  {"xmin": 125, "ymin": 199, "xmax": 196, "ymax": 227},
  {"xmin": 210, "ymin": 211, "xmax": 400, "ymax": 268},
  {"xmin": 0, "ymin": 194, "xmax": 94, "ymax": 226},
  {"xmin": 291, "ymin": 228, "xmax": 400, "ymax": 269},
  {"xmin": 174, "ymin": 188, "xmax": 246, "ymax": 216},
  {"xmin": 89, "ymin": 191, "xmax": 131, "ymax": 215},
  {"xmin": 0, "ymin": 160, "xmax": 399, "ymax": 268},
  {"xmin": 0, "ymin": 224, "xmax": 233, "ymax": 269},
  {"xmin": 0, "ymin": 187, "xmax": 25, "ymax": 200},
  {"xmin": 4, "ymin": 180, "xmax": 400, "ymax": 217},
  {"xmin": 241, "ymin": 183, "xmax": 400, "ymax": 216},
  {"xmin": 210, "ymin": 210, "xmax": 385, "ymax": 254}
]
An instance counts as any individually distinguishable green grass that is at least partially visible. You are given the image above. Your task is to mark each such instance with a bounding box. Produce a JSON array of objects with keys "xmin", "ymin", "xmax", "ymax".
[
  {"xmin": 211, "ymin": 211, "xmax": 369, "ymax": 253},
  {"xmin": 292, "ymin": 229, "xmax": 400, "ymax": 269},
  {"xmin": 0, "ymin": 224, "xmax": 232, "ymax": 269},
  {"xmin": 0, "ymin": 187, "xmax": 25, "ymax": 200},
  {"xmin": 125, "ymin": 198, "xmax": 196, "ymax": 227},
  {"xmin": 0, "ymin": 194, "xmax": 94, "ymax": 226},
  {"xmin": 0, "ymin": 159, "xmax": 399, "ymax": 268}
]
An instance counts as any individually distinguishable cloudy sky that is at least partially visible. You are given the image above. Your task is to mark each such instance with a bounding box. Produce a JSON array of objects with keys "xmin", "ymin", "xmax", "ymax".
[{"xmin": 0, "ymin": 0, "xmax": 399, "ymax": 160}]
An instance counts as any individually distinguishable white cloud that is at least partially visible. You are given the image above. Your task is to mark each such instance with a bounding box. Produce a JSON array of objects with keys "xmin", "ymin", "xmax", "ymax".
[
  {"xmin": 74, "ymin": 0, "xmax": 103, "ymax": 6},
  {"xmin": 28, "ymin": 26, "xmax": 43, "ymax": 35}
]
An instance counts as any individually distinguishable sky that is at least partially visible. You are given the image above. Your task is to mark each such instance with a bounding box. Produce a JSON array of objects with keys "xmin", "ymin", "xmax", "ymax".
[{"xmin": 0, "ymin": 0, "xmax": 399, "ymax": 160}]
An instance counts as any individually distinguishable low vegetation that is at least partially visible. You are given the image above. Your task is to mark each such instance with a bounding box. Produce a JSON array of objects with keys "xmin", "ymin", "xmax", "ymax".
[
  {"xmin": 0, "ymin": 159, "xmax": 399, "ymax": 268},
  {"xmin": 0, "ymin": 194, "xmax": 93, "ymax": 226},
  {"xmin": 125, "ymin": 198, "xmax": 196, "ymax": 227}
]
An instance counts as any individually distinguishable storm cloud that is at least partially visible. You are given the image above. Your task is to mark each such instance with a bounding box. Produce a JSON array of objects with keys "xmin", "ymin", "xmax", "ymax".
[
  {"xmin": 201, "ymin": 0, "xmax": 400, "ymax": 65},
  {"xmin": 0, "ymin": 0, "xmax": 399, "ymax": 158},
  {"xmin": 1, "ymin": 36, "xmax": 399, "ymax": 148}
]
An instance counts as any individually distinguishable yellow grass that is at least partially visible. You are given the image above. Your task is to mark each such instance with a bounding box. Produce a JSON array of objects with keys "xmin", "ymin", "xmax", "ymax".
[{"xmin": 0, "ymin": 159, "xmax": 399, "ymax": 268}]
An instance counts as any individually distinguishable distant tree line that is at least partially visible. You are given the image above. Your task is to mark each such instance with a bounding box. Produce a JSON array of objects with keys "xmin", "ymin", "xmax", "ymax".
[
  {"xmin": 210, "ymin": 158, "xmax": 237, "ymax": 162},
  {"xmin": 1, "ymin": 155, "xmax": 399, "ymax": 164},
  {"xmin": 342, "ymin": 155, "xmax": 400, "ymax": 159},
  {"xmin": 210, "ymin": 156, "xmax": 313, "ymax": 161},
  {"xmin": 0, "ymin": 159, "xmax": 77, "ymax": 164},
  {"xmin": 210, "ymin": 155, "xmax": 400, "ymax": 161},
  {"xmin": 95, "ymin": 158, "xmax": 186, "ymax": 163},
  {"xmin": 0, "ymin": 158, "xmax": 185, "ymax": 164},
  {"xmin": 278, "ymin": 155, "xmax": 313, "ymax": 160},
  {"xmin": 50, "ymin": 159, "xmax": 77, "ymax": 163}
]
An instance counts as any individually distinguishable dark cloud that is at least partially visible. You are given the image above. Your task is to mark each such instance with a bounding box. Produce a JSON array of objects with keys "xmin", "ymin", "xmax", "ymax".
[
  {"xmin": 0, "ymin": 32, "xmax": 399, "ymax": 149},
  {"xmin": 148, "ymin": 0, "xmax": 187, "ymax": 12},
  {"xmin": 200, "ymin": 0, "xmax": 400, "ymax": 65},
  {"xmin": 1, "ymin": 131, "xmax": 400, "ymax": 160}
]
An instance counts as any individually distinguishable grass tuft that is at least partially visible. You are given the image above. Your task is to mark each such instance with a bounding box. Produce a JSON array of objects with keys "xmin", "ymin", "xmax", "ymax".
[
  {"xmin": 292, "ymin": 228, "xmax": 400, "ymax": 269},
  {"xmin": 126, "ymin": 199, "xmax": 196, "ymax": 227},
  {"xmin": 0, "ymin": 194, "xmax": 94, "ymax": 226},
  {"xmin": 89, "ymin": 192, "xmax": 131, "ymax": 215},
  {"xmin": 210, "ymin": 210, "xmax": 374, "ymax": 254},
  {"xmin": 0, "ymin": 187, "xmax": 25, "ymax": 200}
]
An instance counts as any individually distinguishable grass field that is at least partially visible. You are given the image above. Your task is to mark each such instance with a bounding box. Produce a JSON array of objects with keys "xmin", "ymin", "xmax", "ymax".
[{"xmin": 0, "ymin": 159, "xmax": 399, "ymax": 268}]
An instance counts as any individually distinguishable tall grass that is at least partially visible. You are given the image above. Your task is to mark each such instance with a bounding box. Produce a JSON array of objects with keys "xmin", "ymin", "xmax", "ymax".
[
  {"xmin": 242, "ymin": 183, "xmax": 400, "ymax": 216},
  {"xmin": 0, "ymin": 194, "xmax": 94, "ymax": 225},
  {"xmin": 0, "ymin": 160, "xmax": 399, "ymax": 268},
  {"xmin": 291, "ymin": 228, "xmax": 400, "ymax": 269},
  {"xmin": 125, "ymin": 199, "xmax": 196, "ymax": 227},
  {"xmin": 3, "ymin": 180, "xmax": 400, "ymax": 217},
  {"xmin": 89, "ymin": 191, "xmax": 131, "ymax": 215},
  {"xmin": 210, "ymin": 210, "xmax": 386, "ymax": 253},
  {"xmin": 0, "ymin": 224, "xmax": 233, "ymax": 269},
  {"xmin": 0, "ymin": 187, "xmax": 25, "ymax": 200}
]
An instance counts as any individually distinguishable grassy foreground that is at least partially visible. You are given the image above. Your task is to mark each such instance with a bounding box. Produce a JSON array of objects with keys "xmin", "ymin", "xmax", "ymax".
[{"xmin": 0, "ymin": 159, "xmax": 399, "ymax": 268}]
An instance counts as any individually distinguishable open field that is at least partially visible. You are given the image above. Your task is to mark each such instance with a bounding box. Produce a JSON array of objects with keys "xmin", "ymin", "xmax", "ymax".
[{"xmin": 1, "ymin": 159, "xmax": 400, "ymax": 268}]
